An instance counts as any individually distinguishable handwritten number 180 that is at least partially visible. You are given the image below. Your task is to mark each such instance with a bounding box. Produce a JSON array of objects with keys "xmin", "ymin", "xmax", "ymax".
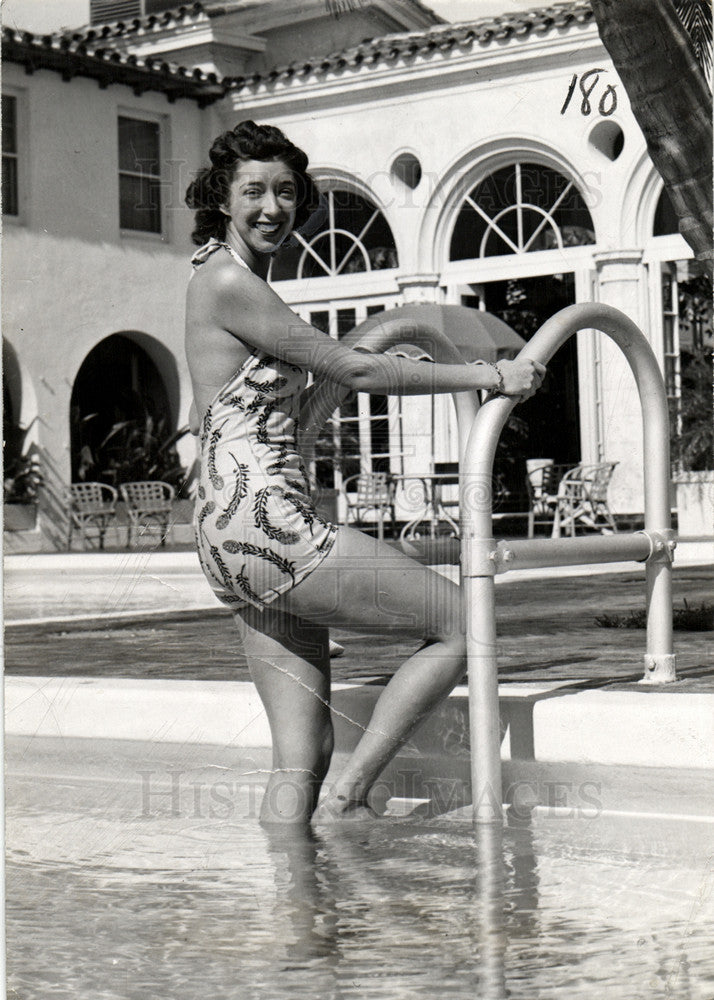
[{"xmin": 561, "ymin": 69, "xmax": 617, "ymax": 117}]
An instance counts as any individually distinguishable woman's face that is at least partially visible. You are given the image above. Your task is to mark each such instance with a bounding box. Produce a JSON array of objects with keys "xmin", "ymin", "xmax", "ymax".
[{"xmin": 222, "ymin": 158, "xmax": 297, "ymax": 258}]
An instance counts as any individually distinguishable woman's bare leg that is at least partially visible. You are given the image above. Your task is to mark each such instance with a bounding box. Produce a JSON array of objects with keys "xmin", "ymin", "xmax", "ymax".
[
  {"xmin": 274, "ymin": 525, "xmax": 466, "ymax": 819},
  {"xmin": 233, "ymin": 607, "xmax": 333, "ymax": 825}
]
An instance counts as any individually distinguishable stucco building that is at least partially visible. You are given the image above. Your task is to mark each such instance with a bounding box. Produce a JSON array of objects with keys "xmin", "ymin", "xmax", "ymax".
[{"xmin": 2, "ymin": 0, "xmax": 702, "ymax": 550}]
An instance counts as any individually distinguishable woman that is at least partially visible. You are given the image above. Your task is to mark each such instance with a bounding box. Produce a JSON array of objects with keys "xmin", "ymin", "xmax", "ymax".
[{"xmin": 185, "ymin": 121, "xmax": 545, "ymax": 825}]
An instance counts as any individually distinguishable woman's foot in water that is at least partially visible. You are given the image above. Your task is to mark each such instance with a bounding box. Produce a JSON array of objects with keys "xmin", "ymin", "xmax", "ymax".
[{"xmin": 312, "ymin": 793, "xmax": 378, "ymax": 823}]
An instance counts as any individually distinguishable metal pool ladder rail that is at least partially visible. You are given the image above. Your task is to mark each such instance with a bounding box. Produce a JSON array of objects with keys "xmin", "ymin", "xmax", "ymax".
[
  {"xmin": 299, "ymin": 301, "xmax": 676, "ymax": 828},
  {"xmin": 461, "ymin": 303, "xmax": 676, "ymax": 825}
]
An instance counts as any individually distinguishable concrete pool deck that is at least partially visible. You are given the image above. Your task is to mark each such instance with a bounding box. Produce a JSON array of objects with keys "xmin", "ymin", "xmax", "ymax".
[
  {"xmin": 5, "ymin": 537, "xmax": 713, "ymax": 623},
  {"xmin": 4, "ymin": 540, "xmax": 714, "ymax": 811}
]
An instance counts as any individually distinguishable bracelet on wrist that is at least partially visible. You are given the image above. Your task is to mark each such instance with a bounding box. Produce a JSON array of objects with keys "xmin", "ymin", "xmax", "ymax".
[
  {"xmin": 468, "ymin": 359, "xmax": 505, "ymax": 393},
  {"xmin": 491, "ymin": 361, "xmax": 505, "ymax": 394},
  {"xmin": 483, "ymin": 361, "xmax": 505, "ymax": 393}
]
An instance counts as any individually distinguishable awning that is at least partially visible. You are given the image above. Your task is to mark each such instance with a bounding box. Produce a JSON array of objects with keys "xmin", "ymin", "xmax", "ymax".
[{"xmin": 345, "ymin": 303, "xmax": 525, "ymax": 363}]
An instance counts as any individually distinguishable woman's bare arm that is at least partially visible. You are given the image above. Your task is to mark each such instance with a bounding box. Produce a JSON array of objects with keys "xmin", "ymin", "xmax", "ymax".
[
  {"xmin": 188, "ymin": 401, "xmax": 200, "ymax": 436},
  {"xmin": 188, "ymin": 255, "xmax": 544, "ymax": 398}
]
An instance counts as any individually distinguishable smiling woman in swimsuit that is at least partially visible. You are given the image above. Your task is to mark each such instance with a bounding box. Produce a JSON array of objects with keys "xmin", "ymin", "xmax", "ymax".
[{"xmin": 185, "ymin": 121, "xmax": 545, "ymax": 825}]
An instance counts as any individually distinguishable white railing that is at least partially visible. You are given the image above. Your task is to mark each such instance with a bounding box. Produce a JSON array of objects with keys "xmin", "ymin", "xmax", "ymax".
[
  {"xmin": 300, "ymin": 302, "xmax": 676, "ymax": 826},
  {"xmin": 463, "ymin": 303, "xmax": 675, "ymax": 823}
]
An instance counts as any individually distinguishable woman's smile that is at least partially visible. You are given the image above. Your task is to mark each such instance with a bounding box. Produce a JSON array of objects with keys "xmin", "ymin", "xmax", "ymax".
[{"xmin": 222, "ymin": 158, "xmax": 297, "ymax": 263}]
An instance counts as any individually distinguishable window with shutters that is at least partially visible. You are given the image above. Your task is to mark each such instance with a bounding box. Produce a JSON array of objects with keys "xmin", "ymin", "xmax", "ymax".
[
  {"xmin": 118, "ymin": 115, "xmax": 163, "ymax": 234},
  {"xmin": 2, "ymin": 94, "xmax": 19, "ymax": 218}
]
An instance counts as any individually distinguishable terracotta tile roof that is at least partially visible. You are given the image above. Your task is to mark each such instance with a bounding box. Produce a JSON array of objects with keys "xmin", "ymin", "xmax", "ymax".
[
  {"xmin": 63, "ymin": 2, "xmax": 218, "ymax": 46},
  {"xmin": 1, "ymin": 23, "xmax": 227, "ymax": 105},
  {"xmin": 2, "ymin": 1, "xmax": 594, "ymax": 102},
  {"xmin": 224, "ymin": 0, "xmax": 594, "ymax": 91},
  {"xmin": 60, "ymin": 0, "xmax": 441, "ymax": 46}
]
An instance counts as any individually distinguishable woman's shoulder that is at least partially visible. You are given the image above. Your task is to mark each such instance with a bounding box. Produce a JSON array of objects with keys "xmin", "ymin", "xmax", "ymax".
[
  {"xmin": 189, "ymin": 242, "xmax": 253, "ymax": 296},
  {"xmin": 191, "ymin": 241, "xmax": 240, "ymax": 278},
  {"xmin": 190, "ymin": 238, "xmax": 223, "ymax": 268}
]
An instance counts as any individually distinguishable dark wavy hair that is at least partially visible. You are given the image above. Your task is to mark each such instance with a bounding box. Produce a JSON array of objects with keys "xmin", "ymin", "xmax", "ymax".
[{"xmin": 185, "ymin": 120, "xmax": 320, "ymax": 246}]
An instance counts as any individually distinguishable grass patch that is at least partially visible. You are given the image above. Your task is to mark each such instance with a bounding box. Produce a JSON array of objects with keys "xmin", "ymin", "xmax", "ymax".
[{"xmin": 596, "ymin": 600, "xmax": 714, "ymax": 631}]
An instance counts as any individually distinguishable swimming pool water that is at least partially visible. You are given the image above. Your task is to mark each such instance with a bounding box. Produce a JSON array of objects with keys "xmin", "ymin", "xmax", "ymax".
[{"xmin": 6, "ymin": 736, "xmax": 714, "ymax": 1000}]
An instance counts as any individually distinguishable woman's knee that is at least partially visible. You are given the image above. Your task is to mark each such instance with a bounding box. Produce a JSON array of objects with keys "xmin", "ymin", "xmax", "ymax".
[
  {"xmin": 421, "ymin": 629, "xmax": 467, "ymax": 656},
  {"xmin": 421, "ymin": 586, "xmax": 466, "ymax": 649}
]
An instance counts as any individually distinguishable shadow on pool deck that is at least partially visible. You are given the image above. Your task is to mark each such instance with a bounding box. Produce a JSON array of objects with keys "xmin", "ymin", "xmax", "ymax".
[{"xmin": 5, "ymin": 565, "xmax": 713, "ymax": 692}]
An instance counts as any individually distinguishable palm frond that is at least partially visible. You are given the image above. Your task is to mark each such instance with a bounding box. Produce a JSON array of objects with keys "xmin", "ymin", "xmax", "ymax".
[
  {"xmin": 325, "ymin": 0, "xmax": 365, "ymax": 16},
  {"xmin": 676, "ymin": 0, "xmax": 713, "ymax": 77}
]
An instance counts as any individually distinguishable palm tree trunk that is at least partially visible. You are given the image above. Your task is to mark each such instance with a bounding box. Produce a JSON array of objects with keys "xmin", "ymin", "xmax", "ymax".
[{"xmin": 590, "ymin": 0, "xmax": 713, "ymax": 275}]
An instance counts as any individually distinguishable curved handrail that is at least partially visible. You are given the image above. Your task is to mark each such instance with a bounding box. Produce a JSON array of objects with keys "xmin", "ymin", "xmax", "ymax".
[
  {"xmin": 296, "ymin": 302, "xmax": 675, "ymax": 827},
  {"xmin": 462, "ymin": 302, "xmax": 671, "ymax": 537},
  {"xmin": 461, "ymin": 303, "xmax": 675, "ymax": 826}
]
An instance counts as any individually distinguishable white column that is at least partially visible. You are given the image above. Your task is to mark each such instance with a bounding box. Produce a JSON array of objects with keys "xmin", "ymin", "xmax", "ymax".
[
  {"xmin": 592, "ymin": 250, "xmax": 650, "ymax": 513},
  {"xmin": 395, "ymin": 274, "xmax": 442, "ymax": 480}
]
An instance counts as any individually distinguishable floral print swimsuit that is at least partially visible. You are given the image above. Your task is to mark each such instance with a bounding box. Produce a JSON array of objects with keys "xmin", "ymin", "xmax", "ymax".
[{"xmin": 192, "ymin": 240, "xmax": 338, "ymax": 611}]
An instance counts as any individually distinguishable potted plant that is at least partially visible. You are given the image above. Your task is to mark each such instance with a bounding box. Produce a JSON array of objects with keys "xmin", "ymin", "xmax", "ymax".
[
  {"xmin": 97, "ymin": 414, "xmax": 190, "ymax": 494},
  {"xmin": 3, "ymin": 419, "xmax": 43, "ymax": 531},
  {"xmin": 672, "ymin": 342, "xmax": 714, "ymax": 536}
]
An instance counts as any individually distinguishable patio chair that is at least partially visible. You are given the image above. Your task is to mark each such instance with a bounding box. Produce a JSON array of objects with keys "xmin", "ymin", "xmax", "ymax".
[
  {"xmin": 342, "ymin": 472, "xmax": 396, "ymax": 541},
  {"xmin": 119, "ymin": 480, "xmax": 175, "ymax": 548},
  {"xmin": 67, "ymin": 482, "xmax": 119, "ymax": 550},
  {"xmin": 553, "ymin": 462, "xmax": 619, "ymax": 537},
  {"xmin": 525, "ymin": 459, "xmax": 570, "ymax": 537},
  {"xmin": 432, "ymin": 461, "xmax": 461, "ymax": 536}
]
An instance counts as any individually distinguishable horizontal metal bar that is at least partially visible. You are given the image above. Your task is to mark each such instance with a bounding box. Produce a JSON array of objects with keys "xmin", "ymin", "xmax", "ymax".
[{"xmin": 485, "ymin": 533, "xmax": 653, "ymax": 573}]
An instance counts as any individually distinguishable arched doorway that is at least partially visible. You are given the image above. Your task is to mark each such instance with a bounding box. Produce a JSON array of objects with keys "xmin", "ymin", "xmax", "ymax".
[
  {"xmin": 70, "ymin": 333, "xmax": 186, "ymax": 489},
  {"xmin": 446, "ymin": 160, "xmax": 596, "ymax": 506}
]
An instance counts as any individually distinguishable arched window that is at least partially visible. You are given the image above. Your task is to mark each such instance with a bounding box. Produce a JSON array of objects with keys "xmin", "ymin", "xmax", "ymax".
[
  {"xmin": 70, "ymin": 334, "xmax": 184, "ymax": 487},
  {"xmin": 653, "ymin": 187, "xmax": 679, "ymax": 237},
  {"xmin": 450, "ymin": 162, "xmax": 595, "ymax": 260},
  {"xmin": 270, "ymin": 188, "xmax": 398, "ymax": 281}
]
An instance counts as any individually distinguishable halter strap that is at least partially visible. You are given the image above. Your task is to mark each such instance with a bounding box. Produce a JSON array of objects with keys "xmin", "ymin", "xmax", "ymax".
[{"xmin": 191, "ymin": 238, "xmax": 250, "ymax": 270}]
